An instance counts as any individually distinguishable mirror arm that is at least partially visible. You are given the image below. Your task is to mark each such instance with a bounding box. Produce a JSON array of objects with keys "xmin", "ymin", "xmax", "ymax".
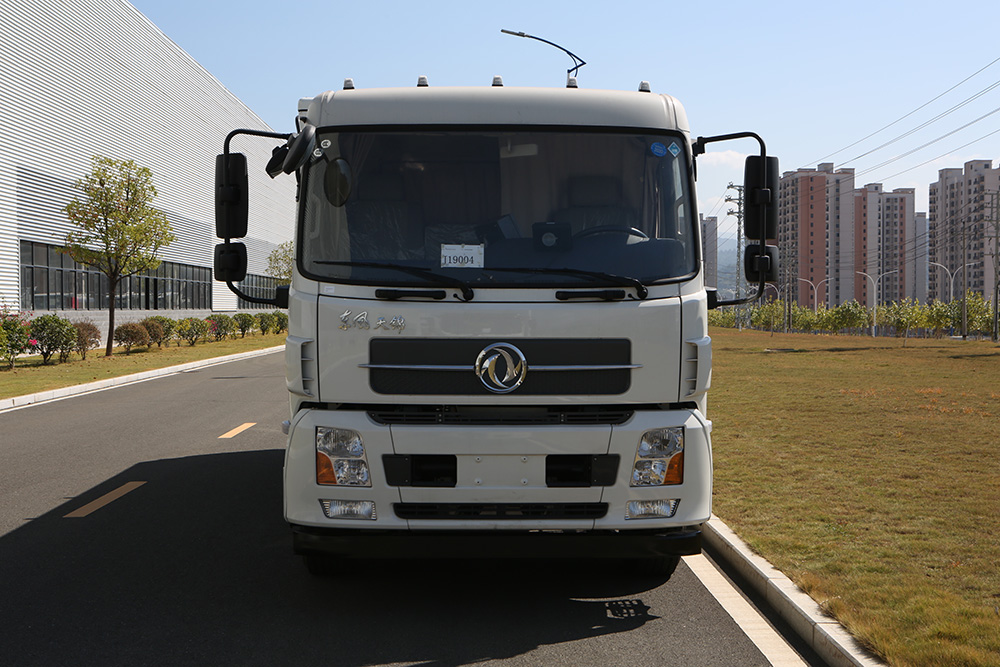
[
  {"xmin": 223, "ymin": 128, "xmax": 293, "ymax": 156},
  {"xmin": 225, "ymin": 279, "xmax": 282, "ymax": 308}
]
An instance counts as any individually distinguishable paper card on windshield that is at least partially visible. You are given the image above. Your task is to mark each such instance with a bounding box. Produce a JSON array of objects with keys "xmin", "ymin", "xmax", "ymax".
[{"xmin": 440, "ymin": 244, "xmax": 484, "ymax": 269}]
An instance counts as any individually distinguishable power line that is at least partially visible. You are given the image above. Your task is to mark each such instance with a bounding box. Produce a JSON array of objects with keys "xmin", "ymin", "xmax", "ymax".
[{"xmin": 801, "ymin": 55, "xmax": 1000, "ymax": 168}]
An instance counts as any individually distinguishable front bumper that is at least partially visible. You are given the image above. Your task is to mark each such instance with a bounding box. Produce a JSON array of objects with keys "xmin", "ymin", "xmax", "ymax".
[
  {"xmin": 292, "ymin": 524, "xmax": 703, "ymax": 559},
  {"xmin": 284, "ymin": 407, "xmax": 712, "ymax": 532}
]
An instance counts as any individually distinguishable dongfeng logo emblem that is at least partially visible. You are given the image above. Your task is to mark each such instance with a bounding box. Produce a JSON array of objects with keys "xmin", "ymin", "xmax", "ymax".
[{"xmin": 475, "ymin": 343, "xmax": 527, "ymax": 393}]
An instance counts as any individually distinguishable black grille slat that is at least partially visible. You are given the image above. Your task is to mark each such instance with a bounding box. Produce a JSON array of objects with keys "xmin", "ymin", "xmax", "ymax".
[
  {"xmin": 394, "ymin": 503, "xmax": 608, "ymax": 520},
  {"xmin": 368, "ymin": 405, "xmax": 634, "ymax": 426}
]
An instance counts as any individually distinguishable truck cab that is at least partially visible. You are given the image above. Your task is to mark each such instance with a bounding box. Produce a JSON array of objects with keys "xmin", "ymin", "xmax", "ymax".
[{"xmin": 215, "ymin": 79, "xmax": 778, "ymax": 576}]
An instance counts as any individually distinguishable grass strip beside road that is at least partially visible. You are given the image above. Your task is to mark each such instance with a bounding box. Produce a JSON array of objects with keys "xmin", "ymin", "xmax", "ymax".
[
  {"xmin": 0, "ymin": 334, "xmax": 285, "ymax": 400},
  {"xmin": 709, "ymin": 328, "xmax": 1000, "ymax": 666}
]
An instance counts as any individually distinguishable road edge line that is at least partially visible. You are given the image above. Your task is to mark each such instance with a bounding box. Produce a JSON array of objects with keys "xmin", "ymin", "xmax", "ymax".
[
  {"xmin": 704, "ymin": 515, "xmax": 887, "ymax": 667},
  {"xmin": 0, "ymin": 346, "xmax": 284, "ymax": 414}
]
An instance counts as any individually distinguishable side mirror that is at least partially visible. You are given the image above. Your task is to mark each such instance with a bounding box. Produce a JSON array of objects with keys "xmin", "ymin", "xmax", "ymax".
[
  {"xmin": 744, "ymin": 244, "xmax": 779, "ymax": 284},
  {"xmin": 743, "ymin": 155, "xmax": 779, "ymax": 241},
  {"xmin": 282, "ymin": 125, "xmax": 317, "ymax": 174},
  {"xmin": 215, "ymin": 153, "xmax": 249, "ymax": 239},
  {"xmin": 214, "ymin": 242, "xmax": 248, "ymax": 282}
]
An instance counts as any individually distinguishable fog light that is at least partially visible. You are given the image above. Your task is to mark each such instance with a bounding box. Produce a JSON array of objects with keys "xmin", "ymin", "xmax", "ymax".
[
  {"xmin": 626, "ymin": 499, "xmax": 679, "ymax": 520},
  {"xmin": 319, "ymin": 499, "xmax": 377, "ymax": 520}
]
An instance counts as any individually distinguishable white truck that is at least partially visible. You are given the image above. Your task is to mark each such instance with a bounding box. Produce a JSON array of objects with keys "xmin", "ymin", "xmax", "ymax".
[{"xmin": 214, "ymin": 77, "xmax": 778, "ymax": 577}]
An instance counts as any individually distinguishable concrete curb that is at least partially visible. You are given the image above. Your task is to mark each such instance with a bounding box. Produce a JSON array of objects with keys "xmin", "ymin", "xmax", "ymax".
[
  {"xmin": 704, "ymin": 515, "xmax": 886, "ymax": 667},
  {"xmin": 0, "ymin": 346, "xmax": 284, "ymax": 413}
]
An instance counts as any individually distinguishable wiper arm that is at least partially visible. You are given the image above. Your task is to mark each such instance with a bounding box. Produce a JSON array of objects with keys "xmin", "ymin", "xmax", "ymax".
[
  {"xmin": 314, "ymin": 260, "xmax": 474, "ymax": 301},
  {"xmin": 485, "ymin": 266, "xmax": 648, "ymax": 299}
]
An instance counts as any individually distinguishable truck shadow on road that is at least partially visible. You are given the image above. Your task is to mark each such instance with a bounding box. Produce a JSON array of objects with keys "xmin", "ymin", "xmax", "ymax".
[{"xmin": 0, "ymin": 450, "xmax": 678, "ymax": 667}]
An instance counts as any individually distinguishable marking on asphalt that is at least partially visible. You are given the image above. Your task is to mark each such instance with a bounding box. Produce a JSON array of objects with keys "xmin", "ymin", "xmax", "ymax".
[
  {"xmin": 219, "ymin": 422, "xmax": 256, "ymax": 439},
  {"xmin": 64, "ymin": 481, "xmax": 146, "ymax": 518},
  {"xmin": 683, "ymin": 554, "xmax": 808, "ymax": 666}
]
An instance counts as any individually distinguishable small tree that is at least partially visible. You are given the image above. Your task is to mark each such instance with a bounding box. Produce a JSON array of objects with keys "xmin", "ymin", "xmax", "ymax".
[
  {"xmin": 1, "ymin": 305, "xmax": 36, "ymax": 370},
  {"xmin": 114, "ymin": 322, "xmax": 150, "ymax": 354},
  {"xmin": 273, "ymin": 310, "xmax": 289, "ymax": 334},
  {"xmin": 73, "ymin": 321, "xmax": 102, "ymax": 360},
  {"xmin": 256, "ymin": 311, "xmax": 277, "ymax": 335},
  {"xmin": 176, "ymin": 317, "xmax": 209, "ymax": 346},
  {"xmin": 266, "ymin": 241, "xmax": 294, "ymax": 285},
  {"xmin": 835, "ymin": 300, "xmax": 870, "ymax": 335},
  {"xmin": 234, "ymin": 312, "xmax": 256, "ymax": 338},
  {"xmin": 146, "ymin": 315, "xmax": 176, "ymax": 347},
  {"xmin": 925, "ymin": 300, "xmax": 952, "ymax": 338},
  {"xmin": 140, "ymin": 318, "xmax": 166, "ymax": 348},
  {"xmin": 30, "ymin": 314, "xmax": 77, "ymax": 364},
  {"xmin": 206, "ymin": 314, "xmax": 235, "ymax": 341},
  {"xmin": 879, "ymin": 298, "xmax": 924, "ymax": 346},
  {"xmin": 62, "ymin": 156, "xmax": 175, "ymax": 356}
]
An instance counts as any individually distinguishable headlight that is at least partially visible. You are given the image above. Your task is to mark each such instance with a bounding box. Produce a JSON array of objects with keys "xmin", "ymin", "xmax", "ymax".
[
  {"xmin": 630, "ymin": 427, "xmax": 684, "ymax": 486},
  {"xmin": 316, "ymin": 427, "xmax": 371, "ymax": 486}
]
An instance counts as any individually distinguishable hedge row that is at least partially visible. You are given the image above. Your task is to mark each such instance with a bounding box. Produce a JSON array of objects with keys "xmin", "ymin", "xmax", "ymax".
[{"xmin": 0, "ymin": 305, "xmax": 287, "ymax": 369}]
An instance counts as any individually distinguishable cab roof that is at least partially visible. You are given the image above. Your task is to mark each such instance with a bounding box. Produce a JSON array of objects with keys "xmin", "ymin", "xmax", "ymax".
[{"xmin": 298, "ymin": 85, "xmax": 690, "ymax": 134}]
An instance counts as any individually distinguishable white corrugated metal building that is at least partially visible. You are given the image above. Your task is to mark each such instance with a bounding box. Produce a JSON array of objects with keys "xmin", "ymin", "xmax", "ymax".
[{"xmin": 0, "ymin": 0, "xmax": 295, "ymax": 330}]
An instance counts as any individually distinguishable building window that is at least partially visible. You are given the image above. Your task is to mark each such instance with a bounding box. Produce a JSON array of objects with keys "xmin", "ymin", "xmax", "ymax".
[
  {"xmin": 18, "ymin": 240, "xmax": 212, "ymax": 312},
  {"xmin": 236, "ymin": 274, "xmax": 282, "ymax": 310}
]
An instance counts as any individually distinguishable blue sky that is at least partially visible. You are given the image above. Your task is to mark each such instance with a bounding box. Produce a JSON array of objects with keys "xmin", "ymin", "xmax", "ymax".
[{"xmin": 131, "ymin": 0, "xmax": 1000, "ymax": 253}]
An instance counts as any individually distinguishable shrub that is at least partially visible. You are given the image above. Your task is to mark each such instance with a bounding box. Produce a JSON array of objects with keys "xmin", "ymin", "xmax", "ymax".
[
  {"xmin": 113, "ymin": 322, "xmax": 150, "ymax": 354},
  {"xmin": 256, "ymin": 311, "xmax": 277, "ymax": 335},
  {"xmin": 73, "ymin": 320, "xmax": 102, "ymax": 360},
  {"xmin": 206, "ymin": 313, "xmax": 235, "ymax": 341},
  {"xmin": 146, "ymin": 316, "xmax": 176, "ymax": 347},
  {"xmin": 176, "ymin": 317, "xmax": 209, "ymax": 346},
  {"xmin": 140, "ymin": 318, "xmax": 166, "ymax": 347},
  {"xmin": 1, "ymin": 305, "xmax": 35, "ymax": 370},
  {"xmin": 273, "ymin": 310, "xmax": 289, "ymax": 334},
  {"xmin": 30, "ymin": 313, "xmax": 77, "ymax": 365},
  {"xmin": 233, "ymin": 312, "xmax": 256, "ymax": 338}
]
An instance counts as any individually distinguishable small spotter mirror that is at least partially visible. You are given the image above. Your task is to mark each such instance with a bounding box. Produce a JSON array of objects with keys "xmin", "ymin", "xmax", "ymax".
[{"xmin": 281, "ymin": 124, "xmax": 317, "ymax": 174}]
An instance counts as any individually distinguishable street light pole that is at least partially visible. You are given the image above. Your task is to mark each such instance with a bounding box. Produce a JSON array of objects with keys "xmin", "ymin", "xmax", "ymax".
[
  {"xmin": 955, "ymin": 262, "xmax": 977, "ymax": 340},
  {"xmin": 856, "ymin": 270, "xmax": 898, "ymax": 337},
  {"xmin": 798, "ymin": 277, "xmax": 831, "ymax": 313},
  {"xmin": 929, "ymin": 261, "xmax": 957, "ymax": 302}
]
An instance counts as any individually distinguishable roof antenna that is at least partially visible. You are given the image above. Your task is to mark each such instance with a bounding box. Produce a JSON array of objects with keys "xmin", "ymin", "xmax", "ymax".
[{"xmin": 501, "ymin": 29, "xmax": 587, "ymax": 81}]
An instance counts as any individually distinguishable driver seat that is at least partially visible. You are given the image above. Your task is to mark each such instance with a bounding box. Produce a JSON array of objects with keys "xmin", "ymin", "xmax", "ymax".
[{"xmin": 552, "ymin": 176, "xmax": 638, "ymax": 233}]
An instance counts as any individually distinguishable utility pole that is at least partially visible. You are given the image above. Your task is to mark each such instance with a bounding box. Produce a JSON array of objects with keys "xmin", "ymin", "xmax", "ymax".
[
  {"xmin": 990, "ymin": 190, "xmax": 1000, "ymax": 343},
  {"xmin": 962, "ymin": 214, "xmax": 969, "ymax": 340},
  {"xmin": 726, "ymin": 183, "xmax": 745, "ymax": 328}
]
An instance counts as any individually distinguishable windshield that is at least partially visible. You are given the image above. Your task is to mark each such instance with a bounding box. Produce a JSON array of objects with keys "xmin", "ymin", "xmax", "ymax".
[{"xmin": 299, "ymin": 129, "xmax": 697, "ymax": 289}]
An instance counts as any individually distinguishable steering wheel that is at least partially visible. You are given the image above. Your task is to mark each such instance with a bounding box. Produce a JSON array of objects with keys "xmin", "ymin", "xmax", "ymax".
[{"xmin": 574, "ymin": 225, "xmax": 649, "ymax": 240}]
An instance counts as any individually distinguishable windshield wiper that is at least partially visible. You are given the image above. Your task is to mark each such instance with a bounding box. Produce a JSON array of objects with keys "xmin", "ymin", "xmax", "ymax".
[
  {"xmin": 313, "ymin": 260, "xmax": 475, "ymax": 301},
  {"xmin": 484, "ymin": 266, "xmax": 649, "ymax": 299}
]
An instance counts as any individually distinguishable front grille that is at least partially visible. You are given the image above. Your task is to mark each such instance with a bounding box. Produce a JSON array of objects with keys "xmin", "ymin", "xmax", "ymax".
[
  {"xmin": 394, "ymin": 502, "xmax": 608, "ymax": 520},
  {"xmin": 368, "ymin": 338, "xmax": 632, "ymax": 396},
  {"xmin": 368, "ymin": 405, "xmax": 634, "ymax": 425}
]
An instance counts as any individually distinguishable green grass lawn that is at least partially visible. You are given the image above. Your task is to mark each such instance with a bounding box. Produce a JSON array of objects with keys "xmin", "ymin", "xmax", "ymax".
[
  {"xmin": 709, "ymin": 328, "xmax": 1000, "ymax": 666},
  {"xmin": 0, "ymin": 334, "xmax": 284, "ymax": 400}
]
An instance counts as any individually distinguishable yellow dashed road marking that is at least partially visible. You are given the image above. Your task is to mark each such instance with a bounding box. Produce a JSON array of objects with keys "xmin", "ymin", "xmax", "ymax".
[
  {"xmin": 219, "ymin": 422, "xmax": 256, "ymax": 439},
  {"xmin": 64, "ymin": 481, "xmax": 146, "ymax": 518}
]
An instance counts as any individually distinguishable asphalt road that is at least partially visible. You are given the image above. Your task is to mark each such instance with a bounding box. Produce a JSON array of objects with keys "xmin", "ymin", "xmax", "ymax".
[{"xmin": 0, "ymin": 353, "xmax": 818, "ymax": 666}]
